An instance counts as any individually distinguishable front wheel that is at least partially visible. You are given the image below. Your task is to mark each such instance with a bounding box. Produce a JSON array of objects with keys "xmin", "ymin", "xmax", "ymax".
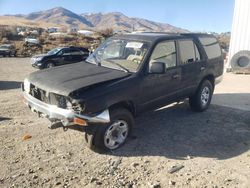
[
  {"xmin": 189, "ymin": 80, "xmax": 214, "ymax": 112},
  {"xmin": 85, "ymin": 108, "xmax": 134, "ymax": 152},
  {"xmin": 46, "ymin": 62, "xmax": 55, "ymax": 68}
]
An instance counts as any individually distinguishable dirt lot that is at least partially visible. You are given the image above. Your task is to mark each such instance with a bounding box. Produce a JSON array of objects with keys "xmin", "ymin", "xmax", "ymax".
[{"xmin": 0, "ymin": 58, "xmax": 250, "ymax": 188}]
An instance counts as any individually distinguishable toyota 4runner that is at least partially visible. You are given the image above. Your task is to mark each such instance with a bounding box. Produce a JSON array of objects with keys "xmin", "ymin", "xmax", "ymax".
[{"xmin": 22, "ymin": 33, "xmax": 223, "ymax": 152}]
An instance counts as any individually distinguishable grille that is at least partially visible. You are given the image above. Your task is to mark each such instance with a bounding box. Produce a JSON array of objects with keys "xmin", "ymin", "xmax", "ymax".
[{"xmin": 29, "ymin": 84, "xmax": 69, "ymax": 109}]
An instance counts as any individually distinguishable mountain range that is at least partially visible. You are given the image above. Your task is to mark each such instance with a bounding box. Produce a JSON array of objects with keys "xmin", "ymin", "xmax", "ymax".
[{"xmin": 2, "ymin": 7, "xmax": 187, "ymax": 33}]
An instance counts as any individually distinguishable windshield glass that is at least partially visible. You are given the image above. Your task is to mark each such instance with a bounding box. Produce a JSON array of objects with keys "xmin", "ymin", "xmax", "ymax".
[
  {"xmin": 86, "ymin": 38, "xmax": 149, "ymax": 72},
  {"xmin": 47, "ymin": 48, "xmax": 61, "ymax": 55}
]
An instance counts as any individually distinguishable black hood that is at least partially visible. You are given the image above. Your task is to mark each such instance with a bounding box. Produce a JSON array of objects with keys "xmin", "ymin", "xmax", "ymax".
[
  {"xmin": 32, "ymin": 54, "xmax": 52, "ymax": 59},
  {"xmin": 28, "ymin": 62, "xmax": 129, "ymax": 96}
]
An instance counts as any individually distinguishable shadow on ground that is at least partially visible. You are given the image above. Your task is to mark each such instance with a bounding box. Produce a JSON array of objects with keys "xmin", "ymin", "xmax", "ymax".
[
  {"xmin": 113, "ymin": 102, "xmax": 250, "ymax": 160},
  {"xmin": 57, "ymin": 93, "xmax": 250, "ymax": 160},
  {"xmin": 0, "ymin": 81, "xmax": 22, "ymax": 90},
  {"xmin": 0, "ymin": 117, "xmax": 11, "ymax": 122},
  {"xmin": 212, "ymin": 93, "xmax": 250, "ymax": 111}
]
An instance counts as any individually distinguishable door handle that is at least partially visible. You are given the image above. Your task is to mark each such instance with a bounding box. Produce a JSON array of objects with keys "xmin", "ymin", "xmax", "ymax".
[
  {"xmin": 172, "ymin": 74, "xmax": 180, "ymax": 79},
  {"xmin": 200, "ymin": 66, "xmax": 206, "ymax": 71}
]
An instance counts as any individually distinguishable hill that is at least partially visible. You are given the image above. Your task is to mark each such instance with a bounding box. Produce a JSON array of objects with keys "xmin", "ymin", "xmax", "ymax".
[{"xmin": 1, "ymin": 7, "xmax": 187, "ymax": 32}]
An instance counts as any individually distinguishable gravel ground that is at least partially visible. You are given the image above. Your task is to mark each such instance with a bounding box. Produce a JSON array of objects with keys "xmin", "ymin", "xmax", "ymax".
[{"xmin": 0, "ymin": 58, "xmax": 250, "ymax": 188}]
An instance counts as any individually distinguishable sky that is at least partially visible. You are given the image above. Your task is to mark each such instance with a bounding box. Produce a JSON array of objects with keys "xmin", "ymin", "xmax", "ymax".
[{"xmin": 0, "ymin": 0, "xmax": 235, "ymax": 33}]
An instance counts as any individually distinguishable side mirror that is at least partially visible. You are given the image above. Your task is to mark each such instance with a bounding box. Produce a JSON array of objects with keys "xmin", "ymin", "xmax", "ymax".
[{"xmin": 149, "ymin": 62, "xmax": 166, "ymax": 74}]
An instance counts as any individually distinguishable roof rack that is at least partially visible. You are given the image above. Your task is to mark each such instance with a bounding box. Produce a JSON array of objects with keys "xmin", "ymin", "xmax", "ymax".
[{"xmin": 136, "ymin": 31, "xmax": 182, "ymax": 35}]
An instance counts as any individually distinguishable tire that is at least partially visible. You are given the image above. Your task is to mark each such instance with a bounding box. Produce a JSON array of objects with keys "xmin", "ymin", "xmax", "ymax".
[
  {"xmin": 46, "ymin": 62, "xmax": 55, "ymax": 68},
  {"xmin": 85, "ymin": 108, "xmax": 134, "ymax": 152},
  {"xmin": 189, "ymin": 80, "xmax": 214, "ymax": 112},
  {"xmin": 231, "ymin": 50, "xmax": 250, "ymax": 69}
]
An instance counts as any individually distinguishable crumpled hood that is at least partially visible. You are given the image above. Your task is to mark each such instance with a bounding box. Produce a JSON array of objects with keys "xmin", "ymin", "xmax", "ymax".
[{"xmin": 27, "ymin": 62, "xmax": 129, "ymax": 96}]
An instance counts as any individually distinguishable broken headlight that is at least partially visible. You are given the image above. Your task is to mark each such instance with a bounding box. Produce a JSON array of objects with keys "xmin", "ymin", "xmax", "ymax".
[
  {"xmin": 49, "ymin": 93, "xmax": 72, "ymax": 109},
  {"xmin": 71, "ymin": 102, "xmax": 85, "ymax": 113}
]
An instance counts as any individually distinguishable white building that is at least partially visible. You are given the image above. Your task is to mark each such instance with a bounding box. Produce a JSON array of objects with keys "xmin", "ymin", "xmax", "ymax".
[{"xmin": 228, "ymin": 0, "xmax": 250, "ymax": 72}]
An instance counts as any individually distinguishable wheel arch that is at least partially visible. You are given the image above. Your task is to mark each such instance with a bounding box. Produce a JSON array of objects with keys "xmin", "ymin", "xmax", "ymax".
[
  {"xmin": 200, "ymin": 74, "xmax": 215, "ymax": 89},
  {"xmin": 109, "ymin": 101, "xmax": 136, "ymax": 117}
]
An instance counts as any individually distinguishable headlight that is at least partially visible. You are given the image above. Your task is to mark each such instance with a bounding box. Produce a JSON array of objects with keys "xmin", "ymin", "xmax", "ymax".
[
  {"xmin": 24, "ymin": 78, "xmax": 30, "ymax": 93},
  {"xmin": 36, "ymin": 57, "xmax": 43, "ymax": 61}
]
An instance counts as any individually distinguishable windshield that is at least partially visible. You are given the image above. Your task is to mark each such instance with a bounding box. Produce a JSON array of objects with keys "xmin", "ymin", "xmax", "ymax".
[
  {"xmin": 47, "ymin": 48, "xmax": 61, "ymax": 55},
  {"xmin": 86, "ymin": 38, "xmax": 149, "ymax": 72}
]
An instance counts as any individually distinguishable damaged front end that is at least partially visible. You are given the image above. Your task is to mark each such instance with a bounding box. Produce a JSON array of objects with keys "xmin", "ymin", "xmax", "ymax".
[{"xmin": 22, "ymin": 79, "xmax": 110, "ymax": 128}]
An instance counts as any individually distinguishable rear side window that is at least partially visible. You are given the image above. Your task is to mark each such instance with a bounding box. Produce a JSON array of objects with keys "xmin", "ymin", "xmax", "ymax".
[
  {"xmin": 178, "ymin": 40, "xmax": 200, "ymax": 64},
  {"xmin": 70, "ymin": 49, "xmax": 83, "ymax": 55},
  {"xmin": 199, "ymin": 37, "xmax": 221, "ymax": 59}
]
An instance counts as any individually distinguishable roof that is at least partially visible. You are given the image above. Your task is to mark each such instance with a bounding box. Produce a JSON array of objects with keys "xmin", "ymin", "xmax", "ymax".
[{"xmin": 112, "ymin": 32, "xmax": 215, "ymax": 43}]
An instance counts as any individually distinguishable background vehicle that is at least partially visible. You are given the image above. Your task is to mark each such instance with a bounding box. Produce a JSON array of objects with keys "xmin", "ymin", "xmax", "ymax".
[
  {"xmin": 24, "ymin": 37, "xmax": 40, "ymax": 45},
  {"xmin": 23, "ymin": 33, "xmax": 223, "ymax": 152},
  {"xmin": 31, "ymin": 46, "xmax": 89, "ymax": 69},
  {"xmin": 0, "ymin": 44, "xmax": 16, "ymax": 57}
]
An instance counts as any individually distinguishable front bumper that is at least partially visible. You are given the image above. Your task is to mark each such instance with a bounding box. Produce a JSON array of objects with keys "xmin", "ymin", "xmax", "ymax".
[
  {"xmin": 22, "ymin": 91, "xmax": 110, "ymax": 126},
  {"xmin": 32, "ymin": 63, "xmax": 42, "ymax": 69}
]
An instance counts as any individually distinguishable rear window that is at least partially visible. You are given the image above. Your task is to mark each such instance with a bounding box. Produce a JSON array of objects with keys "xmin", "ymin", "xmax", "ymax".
[{"xmin": 199, "ymin": 37, "xmax": 221, "ymax": 59}]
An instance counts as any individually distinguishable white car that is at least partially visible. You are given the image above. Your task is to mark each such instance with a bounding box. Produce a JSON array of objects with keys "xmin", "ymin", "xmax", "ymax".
[{"xmin": 24, "ymin": 37, "xmax": 40, "ymax": 45}]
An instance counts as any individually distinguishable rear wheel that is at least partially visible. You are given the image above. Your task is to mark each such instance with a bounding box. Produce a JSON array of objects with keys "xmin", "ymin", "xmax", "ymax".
[
  {"xmin": 85, "ymin": 108, "xmax": 134, "ymax": 152},
  {"xmin": 189, "ymin": 80, "xmax": 213, "ymax": 112}
]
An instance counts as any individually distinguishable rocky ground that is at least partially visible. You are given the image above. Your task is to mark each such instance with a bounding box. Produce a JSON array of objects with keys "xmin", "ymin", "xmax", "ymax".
[{"xmin": 0, "ymin": 58, "xmax": 250, "ymax": 188}]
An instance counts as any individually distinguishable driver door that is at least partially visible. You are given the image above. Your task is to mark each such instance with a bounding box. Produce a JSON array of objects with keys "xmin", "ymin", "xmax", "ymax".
[
  {"xmin": 59, "ymin": 49, "xmax": 73, "ymax": 65},
  {"xmin": 138, "ymin": 40, "xmax": 182, "ymax": 112}
]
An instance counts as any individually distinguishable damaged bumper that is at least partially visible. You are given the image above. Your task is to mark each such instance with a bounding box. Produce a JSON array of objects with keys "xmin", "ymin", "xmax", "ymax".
[{"xmin": 22, "ymin": 91, "xmax": 110, "ymax": 126}]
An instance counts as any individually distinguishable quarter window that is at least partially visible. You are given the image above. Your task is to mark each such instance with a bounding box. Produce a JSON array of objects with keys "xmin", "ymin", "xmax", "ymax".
[
  {"xmin": 150, "ymin": 41, "xmax": 176, "ymax": 69},
  {"xmin": 199, "ymin": 37, "xmax": 221, "ymax": 59},
  {"xmin": 179, "ymin": 40, "xmax": 200, "ymax": 64}
]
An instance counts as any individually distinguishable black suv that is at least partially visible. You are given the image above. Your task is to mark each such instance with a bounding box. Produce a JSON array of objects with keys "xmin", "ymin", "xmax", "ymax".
[
  {"xmin": 22, "ymin": 33, "xmax": 223, "ymax": 152},
  {"xmin": 31, "ymin": 46, "xmax": 89, "ymax": 69}
]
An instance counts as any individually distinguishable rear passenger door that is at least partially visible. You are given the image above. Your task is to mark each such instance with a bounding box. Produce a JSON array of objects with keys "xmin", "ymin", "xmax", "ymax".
[
  {"xmin": 70, "ymin": 49, "xmax": 85, "ymax": 63},
  {"xmin": 177, "ymin": 39, "xmax": 204, "ymax": 96}
]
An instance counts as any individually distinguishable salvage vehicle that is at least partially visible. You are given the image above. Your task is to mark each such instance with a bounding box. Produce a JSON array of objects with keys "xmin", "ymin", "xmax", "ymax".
[
  {"xmin": 31, "ymin": 46, "xmax": 89, "ymax": 69},
  {"xmin": 22, "ymin": 33, "xmax": 223, "ymax": 152},
  {"xmin": 0, "ymin": 44, "xmax": 16, "ymax": 57}
]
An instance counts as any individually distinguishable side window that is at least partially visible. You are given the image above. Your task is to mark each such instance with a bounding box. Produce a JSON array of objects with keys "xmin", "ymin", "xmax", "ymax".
[
  {"xmin": 70, "ymin": 49, "xmax": 83, "ymax": 55},
  {"xmin": 61, "ymin": 49, "xmax": 72, "ymax": 56},
  {"xmin": 150, "ymin": 41, "xmax": 176, "ymax": 69},
  {"xmin": 179, "ymin": 40, "xmax": 200, "ymax": 64},
  {"xmin": 199, "ymin": 37, "xmax": 221, "ymax": 59}
]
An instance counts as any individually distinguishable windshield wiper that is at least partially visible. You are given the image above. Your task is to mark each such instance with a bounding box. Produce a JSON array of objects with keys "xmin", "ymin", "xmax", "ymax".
[{"xmin": 104, "ymin": 59, "xmax": 130, "ymax": 73}]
